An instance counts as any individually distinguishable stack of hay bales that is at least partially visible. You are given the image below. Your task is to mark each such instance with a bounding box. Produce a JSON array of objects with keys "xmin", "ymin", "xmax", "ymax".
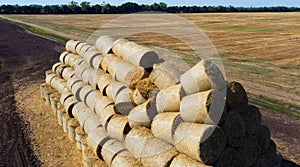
[{"xmin": 40, "ymin": 35, "xmax": 281, "ymax": 167}]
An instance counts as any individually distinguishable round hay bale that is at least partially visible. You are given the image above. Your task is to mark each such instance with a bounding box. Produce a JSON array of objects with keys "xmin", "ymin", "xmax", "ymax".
[
  {"xmin": 114, "ymin": 87, "xmax": 133, "ymax": 104},
  {"xmin": 149, "ymin": 62, "xmax": 180, "ymax": 89},
  {"xmin": 45, "ymin": 73, "xmax": 57, "ymax": 85},
  {"xmin": 101, "ymin": 139, "xmax": 127, "ymax": 165},
  {"xmin": 62, "ymin": 113, "xmax": 71, "ymax": 133},
  {"xmin": 57, "ymin": 108, "xmax": 66, "ymax": 126},
  {"xmin": 105, "ymin": 80, "xmax": 127, "ymax": 101},
  {"xmin": 106, "ymin": 114, "xmax": 131, "ymax": 142},
  {"xmin": 66, "ymin": 75, "xmax": 80, "ymax": 91},
  {"xmin": 253, "ymin": 125, "xmax": 271, "ymax": 153},
  {"xmin": 124, "ymin": 126, "xmax": 154, "ymax": 162},
  {"xmin": 92, "ymin": 55, "xmax": 103, "ymax": 70},
  {"xmin": 75, "ymin": 42, "xmax": 88, "ymax": 55},
  {"xmin": 170, "ymin": 154, "xmax": 211, "ymax": 167},
  {"xmin": 241, "ymin": 105, "xmax": 261, "ymax": 134},
  {"xmin": 86, "ymin": 91, "xmax": 102, "ymax": 112},
  {"xmin": 156, "ymin": 84, "xmax": 183, "ymax": 113},
  {"xmin": 98, "ymin": 104, "xmax": 116, "ymax": 129},
  {"xmin": 128, "ymin": 100, "xmax": 157, "ymax": 128},
  {"xmin": 79, "ymin": 44, "xmax": 94, "ymax": 57},
  {"xmin": 114, "ymin": 102, "xmax": 135, "ymax": 116},
  {"xmin": 75, "ymin": 126, "xmax": 86, "ymax": 150},
  {"xmin": 71, "ymin": 80, "xmax": 85, "ymax": 101},
  {"xmin": 101, "ymin": 54, "xmax": 122, "ymax": 76},
  {"xmin": 65, "ymin": 53, "xmax": 79, "ymax": 67},
  {"xmin": 215, "ymin": 147, "xmax": 246, "ymax": 167},
  {"xmin": 222, "ymin": 110, "xmax": 246, "ymax": 148},
  {"xmin": 62, "ymin": 67, "xmax": 75, "ymax": 81},
  {"xmin": 252, "ymin": 140, "xmax": 276, "ymax": 167},
  {"xmin": 180, "ymin": 60, "xmax": 225, "ymax": 95},
  {"xmin": 174, "ymin": 123, "xmax": 226, "ymax": 164},
  {"xmin": 79, "ymin": 85, "xmax": 94, "ymax": 103},
  {"xmin": 52, "ymin": 61, "xmax": 63, "ymax": 73},
  {"xmin": 74, "ymin": 61, "xmax": 89, "ymax": 80},
  {"xmin": 66, "ymin": 40, "xmax": 81, "ymax": 54},
  {"xmin": 140, "ymin": 137, "xmax": 178, "ymax": 167},
  {"xmin": 114, "ymin": 61, "xmax": 144, "ymax": 86},
  {"xmin": 43, "ymin": 87, "xmax": 56, "ymax": 106},
  {"xmin": 72, "ymin": 102, "xmax": 87, "ymax": 120},
  {"xmin": 238, "ymin": 135, "xmax": 260, "ymax": 166},
  {"xmin": 87, "ymin": 126, "xmax": 109, "ymax": 160},
  {"xmin": 39, "ymin": 83, "xmax": 48, "ymax": 99},
  {"xmin": 95, "ymin": 96, "xmax": 114, "ymax": 116},
  {"xmin": 82, "ymin": 68, "xmax": 94, "ymax": 84},
  {"xmin": 97, "ymin": 73, "xmax": 112, "ymax": 96},
  {"xmin": 180, "ymin": 89, "xmax": 226, "ymax": 125},
  {"xmin": 55, "ymin": 63, "xmax": 68, "ymax": 77},
  {"xmin": 88, "ymin": 69, "xmax": 105, "ymax": 90},
  {"xmin": 111, "ymin": 150, "xmax": 141, "ymax": 167},
  {"xmin": 111, "ymin": 39, "xmax": 130, "ymax": 58},
  {"xmin": 151, "ymin": 112, "xmax": 182, "ymax": 145},
  {"xmin": 82, "ymin": 147, "xmax": 98, "ymax": 167},
  {"xmin": 95, "ymin": 35, "xmax": 115, "ymax": 55},
  {"xmin": 77, "ymin": 107, "xmax": 94, "ymax": 128},
  {"xmin": 68, "ymin": 118, "xmax": 79, "ymax": 142},
  {"xmin": 63, "ymin": 95, "xmax": 77, "ymax": 118},
  {"xmin": 73, "ymin": 57, "xmax": 84, "ymax": 68},
  {"xmin": 83, "ymin": 48, "xmax": 101, "ymax": 68},
  {"xmin": 83, "ymin": 114, "xmax": 102, "ymax": 134},
  {"xmin": 226, "ymin": 81, "xmax": 248, "ymax": 110}
]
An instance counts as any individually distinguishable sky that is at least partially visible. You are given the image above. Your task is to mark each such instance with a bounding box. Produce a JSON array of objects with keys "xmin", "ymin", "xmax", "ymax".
[{"xmin": 0, "ymin": 0, "xmax": 299, "ymax": 7}]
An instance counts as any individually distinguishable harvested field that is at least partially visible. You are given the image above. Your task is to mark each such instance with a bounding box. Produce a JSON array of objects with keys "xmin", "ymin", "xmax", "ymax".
[{"xmin": 0, "ymin": 13, "xmax": 299, "ymax": 166}]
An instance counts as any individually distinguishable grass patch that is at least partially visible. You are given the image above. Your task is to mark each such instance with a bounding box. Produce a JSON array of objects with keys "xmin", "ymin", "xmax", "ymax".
[
  {"xmin": 249, "ymin": 97, "xmax": 300, "ymax": 118},
  {"xmin": 17, "ymin": 22, "xmax": 69, "ymax": 42}
]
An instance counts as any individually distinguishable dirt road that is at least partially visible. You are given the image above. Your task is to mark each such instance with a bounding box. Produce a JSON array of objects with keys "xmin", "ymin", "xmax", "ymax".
[{"xmin": 0, "ymin": 19, "xmax": 298, "ymax": 166}]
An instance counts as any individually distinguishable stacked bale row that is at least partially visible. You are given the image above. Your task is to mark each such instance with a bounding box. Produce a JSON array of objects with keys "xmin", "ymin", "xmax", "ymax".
[{"xmin": 40, "ymin": 35, "xmax": 281, "ymax": 167}]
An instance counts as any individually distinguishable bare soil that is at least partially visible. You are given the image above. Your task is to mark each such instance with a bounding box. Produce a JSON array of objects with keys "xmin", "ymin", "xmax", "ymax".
[{"xmin": 0, "ymin": 19, "xmax": 298, "ymax": 166}]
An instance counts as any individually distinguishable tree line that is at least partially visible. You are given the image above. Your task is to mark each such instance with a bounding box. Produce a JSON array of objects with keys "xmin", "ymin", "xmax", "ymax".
[{"xmin": 0, "ymin": 1, "xmax": 299, "ymax": 14}]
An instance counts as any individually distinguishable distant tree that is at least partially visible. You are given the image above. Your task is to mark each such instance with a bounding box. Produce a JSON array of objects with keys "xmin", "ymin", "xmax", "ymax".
[
  {"xmin": 91, "ymin": 4, "xmax": 102, "ymax": 13},
  {"xmin": 80, "ymin": 1, "xmax": 90, "ymax": 13}
]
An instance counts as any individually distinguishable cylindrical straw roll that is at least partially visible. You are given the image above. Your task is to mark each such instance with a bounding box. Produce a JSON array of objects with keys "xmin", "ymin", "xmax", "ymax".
[
  {"xmin": 97, "ymin": 73, "xmax": 112, "ymax": 96},
  {"xmin": 128, "ymin": 100, "xmax": 157, "ymax": 128},
  {"xmin": 180, "ymin": 60, "xmax": 225, "ymax": 95},
  {"xmin": 106, "ymin": 114, "xmax": 131, "ymax": 142},
  {"xmin": 66, "ymin": 40, "xmax": 81, "ymax": 54},
  {"xmin": 60, "ymin": 90, "xmax": 73, "ymax": 107},
  {"xmin": 83, "ymin": 114, "xmax": 102, "ymax": 135},
  {"xmin": 222, "ymin": 110, "xmax": 246, "ymax": 148},
  {"xmin": 86, "ymin": 91, "xmax": 102, "ymax": 111},
  {"xmin": 79, "ymin": 85, "xmax": 94, "ymax": 103},
  {"xmin": 43, "ymin": 87, "xmax": 56, "ymax": 106},
  {"xmin": 111, "ymin": 150, "xmax": 141, "ymax": 167},
  {"xmin": 58, "ymin": 52, "xmax": 68, "ymax": 64},
  {"xmin": 83, "ymin": 48, "xmax": 101, "ymax": 68},
  {"xmin": 101, "ymin": 139, "xmax": 127, "ymax": 166},
  {"xmin": 72, "ymin": 80, "xmax": 85, "ymax": 101},
  {"xmin": 95, "ymin": 96, "xmax": 114, "ymax": 116},
  {"xmin": 68, "ymin": 118, "xmax": 79, "ymax": 142},
  {"xmin": 73, "ymin": 56, "xmax": 85, "ymax": 68},
  {"xmin": 180, "ymin": 89, "xmax": 226, "ymax": 124},
  {"xmin": 39, "ymin": 83, "xmax": 48, "ymax": 99},
  {"xmin": 65, "ymin": 53, "xmax": 79, "ymax": 67},
  {"xmin": 151, "ymin": 112, "xmax": 182, "ymax": 145},
  {"xmin": 149, "ymin": 62, "xmax": 181, "ymax": 89},
  {"xmin": 98, "ymin": 104, "xmax": 116, "ymax": 128},
  {"xmin": 45, "ymin": 73, "xmax": 57, "ymax": 85},
  {"xmin": 105, "ymin": 80, "xmax": 127, "ymax": 101},
  {"xmin": 87, "ymin": 126, "xmax": 109, "ymax": 159},
  {"xmin": 57, "ymin": 108, "xmax": 66, "ymax": 126},
  {"xmin": 238, "ymin": 135, "xmax": 261, "ymax": 166},
  {"xmin": 82, "ymin": 147, "xmax": 98, "ymax": 167},
  {"xmin": 114, "ymin": 61, "xmax": 144, "ymax": 86},
  {"xmin": 62, "ymin": 113, "xmax": 71, "ymax": 133},
  {"xmin": 156, "ymin": 84, "xmax": 183, "ymax": 113},
  {"xmin": 74, "ymin": 61, "xmax": 89, "ymax": 80},
  {"xmin": 63, "ymin": 95, "xmax": 77, "ymax": 118},
  {"xmin": 226, "ymin": 81, "xmax": 248, "ymax": 110},
  {"xmin": 252, "ymin": 140, "xmax": 276, "ymax": 167},
  {"xmin": 75, "ymin": 42, "xmax": 89, "ymax": 55},
  {"xmin": 88, "ymin": 69, "xmax": 105, "ymax": 90},
  {"xmin": 174, "ymin": 122, "xmax": 226, "ymax": 164},
  {"xmin": 112, "ymin": 39, "xmax": 159, "ymax": 70},
  {"xmin": 114, "ymin": 87, "xmax": 133, "ymax": 104},
  {"xmin": 253, "ymin": 124, "xmax": 271, "ymax": 153},
  {"xmin": 170, "ymin": 154, "xmax": 212, "ymax": 167},
  {"xmin": 75, "ymin": 126, "xmax": 86, "ymax": 150},
  {"xmin": 95, "ymin": 35, "xmax": 115, "ymax": 55},
  {"xmin": 241, "ymin": 105, "xmax": 261, "ymax": 134},
  {"xmin": 124, "ymin": 126, "xmax": 153, "ymax": 162},
  {"xmin": 72, "ymin": 102, "xmax": 88, "ymax": 120},
  {"xmin": 77, "ymin": 107, "xmax": 94, "ymax": 128},
  {"xmin": 215, "ymin": 147, "xmax": 246, "ymax": 167},
  {"xmin": 82, "ymin": 68, "xmax": 94, "ymax": 84},
  {"xmin": 66, "ymin": 75, "xmax": 80, "ymax": 91},
  {"xmin": 62, "ymin": 67, "xmax": 75, "ymax": 81},
  {"xmin": 132, "ymin": 89, "xmax": 146, "ymax": 105}
]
